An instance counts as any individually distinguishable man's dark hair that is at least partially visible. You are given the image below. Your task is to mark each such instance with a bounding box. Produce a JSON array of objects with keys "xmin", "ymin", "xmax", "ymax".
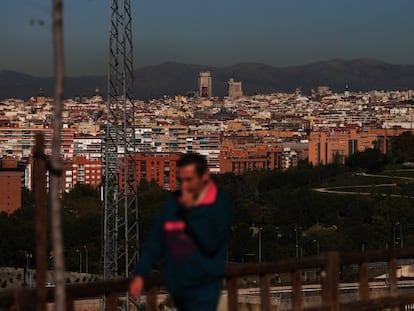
[{"xmin": 177, "ymin": 153, "xmax": 208, "ymax": 176}]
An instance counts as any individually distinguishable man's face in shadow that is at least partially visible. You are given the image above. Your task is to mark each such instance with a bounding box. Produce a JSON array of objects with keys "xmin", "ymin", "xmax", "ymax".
[{"xmin": 177, "ymin": 164, "xmax": 209, "ymax": 198}]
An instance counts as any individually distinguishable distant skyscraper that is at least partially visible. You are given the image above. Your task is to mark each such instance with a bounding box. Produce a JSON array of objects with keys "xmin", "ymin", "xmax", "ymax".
[
  {"xmin": 228, "ymin": 78, "xmax": 243, "ymax": 99},
  {"xmin": 345, "ymin": 84, "xmax": 350, "ymax": 98},
  {"xmin": 37, "ymin": 88, "xmax": 45, "ymax": 104},
  {"xmin": 199, "ymin": 71, "xmax": 212, "ymax": 98}
]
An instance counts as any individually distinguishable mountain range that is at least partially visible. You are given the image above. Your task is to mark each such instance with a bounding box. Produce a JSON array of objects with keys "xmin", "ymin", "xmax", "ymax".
[{"xmin": 1, "ymin": 58, "xmax": 414, "ymax": 100}]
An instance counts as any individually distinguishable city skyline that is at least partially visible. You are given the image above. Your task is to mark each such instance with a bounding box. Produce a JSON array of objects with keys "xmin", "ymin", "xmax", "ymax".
[
  {"xmin": 2, "ymin": 58, "xmax": 414, "ymax": 101},
  {"xmin": 1, "ymin": 0, "xmax": 414, "ymax": 76}
]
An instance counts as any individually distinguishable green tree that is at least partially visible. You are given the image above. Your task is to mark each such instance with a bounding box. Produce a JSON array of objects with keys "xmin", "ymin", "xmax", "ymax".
[
  {"xmin": 391, "ymin": 131, "xmax": 414, "ymax": 163},
  {"xmin": 229, "ymin": 223, "xmax": 255, "ymax": 262},
  {"xmin": 345, "ymin": 148, "xmax": 387, "ymax": 173}
]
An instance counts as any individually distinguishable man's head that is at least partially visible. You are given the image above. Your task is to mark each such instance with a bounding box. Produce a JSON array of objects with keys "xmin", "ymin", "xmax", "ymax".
[{"xmin": 177, "ymin": 153, "xmax": 210, "ymax": 197}]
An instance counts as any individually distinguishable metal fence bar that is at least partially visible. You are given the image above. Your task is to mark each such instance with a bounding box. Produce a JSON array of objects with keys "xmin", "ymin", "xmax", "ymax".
[
  {"xmin": 321, "ymin": 252, "xmax": 339, "ymax": 311},
  {"xmin": 66, "ymin": 298, "xmax": 74, "ymax": 311},
  {"xmin": 359, "ymin": 261, "xmax": 369, "ymax": 301},
  {"xmin": 259, "ymin": 273, "xmax": 271, "ymax": 311},
  {"xmin": 12, "ymin": 289, "xmax": 34, "ymax": 311},
  {"xmin": 34, "ymin": 133, "xmax": 47, "ymax": 311},
  {"xmin": 388, "ymin": 257, "xmax": 398, "ymax": 296},
  {"xmin": 105, "ymin": 292, "xmax": 117, "ymax": 311},
  {"xmin": 292, "ymin": 269, "xmax": 303, "ymax": 310},
  {"xmin": 227, "ymin": 277, "xmax": 238, "ymax": 311},
  {"xmin": 146, "ymin": 288, "xmax": 158, "ymax": 311}
]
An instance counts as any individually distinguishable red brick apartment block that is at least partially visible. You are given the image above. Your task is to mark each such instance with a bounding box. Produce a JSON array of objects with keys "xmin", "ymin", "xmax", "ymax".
[{"xmin": 0, "ymin": 157, "xmax": 23, "ymax": 214}]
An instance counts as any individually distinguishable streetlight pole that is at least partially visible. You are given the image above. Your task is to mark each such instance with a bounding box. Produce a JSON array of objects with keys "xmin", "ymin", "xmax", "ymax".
[
  {"xmin": 396, "ymin": 222, "xmax": 404, "ymax": 277},
  {"xmin": 397, "ymin": 222, "xmax": 403, "ymax": 248},
  {"xmin": 294, "ymin": 228, "xmax": 299, "ymax": 258},
  {"xmin": 84, "ymin": 245, "xmax": 88, "ymax": 274},
  {"xmin": 393, "ymin": 226, "xmax": 396, "ymax": 248},
  {"xmin": 258, "ymin": 227, "xmax": 263, "ymax": 263},
  {"xmin": 313, "ymin": 240, "xmax": 320, "ymax": 256},
  {"xmin": 25, "ymin": 251, "xmax": 32, "ymax": 288},
  {"xmin": 76, "ymin": 249, "xmax": 82, "ymax": 273},
  {"xmin": 251, "ymin": 225, "xmax": 264, "ymax": 262}
]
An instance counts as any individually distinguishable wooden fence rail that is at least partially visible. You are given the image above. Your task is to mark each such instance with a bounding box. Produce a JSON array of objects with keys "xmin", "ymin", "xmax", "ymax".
[{"xmin": 1, "ymin": 247, "xmax": 414, "ymax": 310}]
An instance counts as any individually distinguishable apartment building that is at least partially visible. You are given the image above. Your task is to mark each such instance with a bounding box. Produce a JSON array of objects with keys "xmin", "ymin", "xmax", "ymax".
[
  {"xmin": 71, "ymin": 157, "xmax": 103, "ymax": 191},
  {"xmin": 308, "ymin": 129, "xmax": 377, "ymax": 165},
  {"xmin": 220, "ymin": 144, "xmax": 284, "ymax": 174},
  {"xmin": 73, "ymin": 135, "xmax": 102, "ymax": 160},
  {"xmin": 187, "ymin": 132, "xmax": 222, "ymax": 174},
  {"xmin": 120, "ymin": 152, "xmax": 183, "ymax": 192},
  {"xmin": 0, "ymin": 157, "xmax": 24, "ymax": 214},
  {"xmin": 0, "ymin": 127, "xmax": 74, "ymax": 159}
]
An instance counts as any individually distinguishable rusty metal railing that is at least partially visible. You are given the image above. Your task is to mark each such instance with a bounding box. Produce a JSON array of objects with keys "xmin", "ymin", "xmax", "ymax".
[
  {"xmin": 339, "ymin": 247, "xmax": 414, "ymax": 310},
  {"xmin": 0, "ymin": 275, "xmax": 163, "ymax": 311},
  {"xmin": 225, "ymin": 247, "xmax": 414, "ymax": 311},
  {"xmin": 226, "ymin": 252, "xmax": 339, "ymax": 311},
  {"xmin": 1, "ymin": 247, "xmax": 414, "ymax": 310}
]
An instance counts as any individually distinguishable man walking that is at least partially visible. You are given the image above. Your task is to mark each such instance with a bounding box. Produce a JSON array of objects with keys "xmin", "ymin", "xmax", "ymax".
[{"xmin": 129, "ymin": 153, "xmax": 234, "ymax": 311}]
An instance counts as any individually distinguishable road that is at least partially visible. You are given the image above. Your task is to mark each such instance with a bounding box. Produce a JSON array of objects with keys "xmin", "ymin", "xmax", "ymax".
[{"xmin": 313, "ymin": 172, "xmax": 414, "ymax": 199}]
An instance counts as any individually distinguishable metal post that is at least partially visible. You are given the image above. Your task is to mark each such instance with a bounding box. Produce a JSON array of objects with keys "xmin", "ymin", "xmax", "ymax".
[
  {"xmin": 51, "ymin": 0, "xmax": 66, "ymax": 310},
  {"xmin": 321, "ymin": 252, "xmax": 340, "ymax": 311},
  {"xmin": 393, "ymin": 227, "xmax": 396, "ymax": 248},
  {"xmin": 34, "ymin": 133, "xmax": 47, "ymax": 311},
  {"xmin": 258, "ymin": 228, "xmax": 262, "ymax": 263},
  {"xmin": 397, "ymin": 222, "xmax": 404, "ymax": 278},
  {"xmin": 313, "ymin": 239, "xmax": 320, "ymax": 256},
  {"xmin": 76, "ymin": 249, "xmax": 82, "ymax": 274},
  {"xmin": 25, "ymin": 251, "xmax": 32, "ymax": 287},
  {"xmin": 294, "ymin": 228, "xmax": 299, "ymax": 258},
  {"xmin": 227, "ymin": 276, "xmax": 238, "ymax": 311},
  {"xmin": 84, "ymin": 245, "xmax": 88, "ymax": 274}
]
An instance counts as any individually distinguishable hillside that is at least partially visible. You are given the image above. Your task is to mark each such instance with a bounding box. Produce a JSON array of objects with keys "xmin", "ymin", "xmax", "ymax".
[{"xmin": 1, "ymin": 59, "xmax": 414, "ymax": 100}]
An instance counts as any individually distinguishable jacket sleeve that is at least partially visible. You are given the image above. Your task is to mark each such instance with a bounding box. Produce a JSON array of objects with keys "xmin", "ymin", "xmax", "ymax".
[
  {"xmin": 134, "ymin": 210, "xmax": 165, "ymax": 277},
  {"xmin": 183, "ymin": 193, "xmax": 234, "ymax": 257}
]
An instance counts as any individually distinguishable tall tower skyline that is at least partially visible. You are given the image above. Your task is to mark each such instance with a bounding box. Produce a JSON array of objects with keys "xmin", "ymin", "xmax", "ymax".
[
  {"xmin": 199, "ymin": 71, "xmax": 212, "ymax": 98},
  {"xmin": 228, "ymin": 78, "xmax": 243, "ymax": 99}
]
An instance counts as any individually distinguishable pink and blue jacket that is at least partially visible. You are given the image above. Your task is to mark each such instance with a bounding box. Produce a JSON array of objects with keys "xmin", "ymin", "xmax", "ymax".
[{"xmin": 134, "ymin": 182, "xmax": 234, "ymax": 294}]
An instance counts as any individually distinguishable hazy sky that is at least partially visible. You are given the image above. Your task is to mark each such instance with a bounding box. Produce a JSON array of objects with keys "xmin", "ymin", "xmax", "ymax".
[{"xmin": 1, "ymin": 0, "xmax": 414, "ymax": 76}]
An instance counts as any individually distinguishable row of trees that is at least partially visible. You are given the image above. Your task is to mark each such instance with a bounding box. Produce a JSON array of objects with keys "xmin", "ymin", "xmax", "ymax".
[
  {"xmin": 2, "ymin": 166, "xmax": 412, "ymax": 272},
  {"xmin": 345, "ymin": 131, "xmax": 414, "ymax": 173}
]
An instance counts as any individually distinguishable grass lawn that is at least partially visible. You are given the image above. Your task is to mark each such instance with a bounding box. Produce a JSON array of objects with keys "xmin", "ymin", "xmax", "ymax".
[
  {"xmin": 383, "ymin": 170, "xmax": 414, "ymax": 178},
  {"xmin": 320, "ymin": 173, "xmax": 399, "ymax": 187}
]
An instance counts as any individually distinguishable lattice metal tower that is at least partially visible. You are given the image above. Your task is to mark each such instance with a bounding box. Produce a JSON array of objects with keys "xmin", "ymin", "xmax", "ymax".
[{"xmin": 102, "ymin": 0, "xmax": 138, "ymax": 294}]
